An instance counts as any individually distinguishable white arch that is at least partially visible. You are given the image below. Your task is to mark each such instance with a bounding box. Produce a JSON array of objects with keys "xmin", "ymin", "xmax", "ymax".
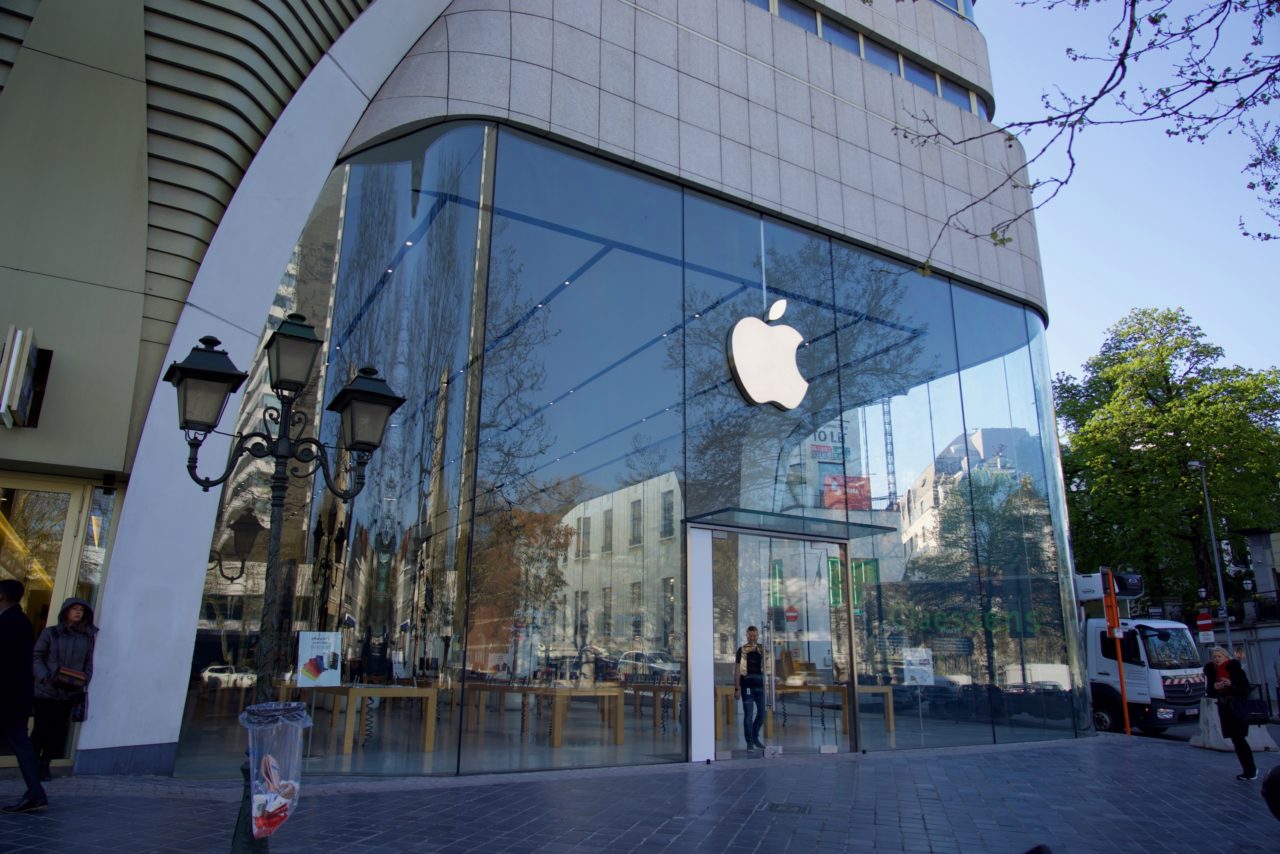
[{"xmin": 76, "ymin": 0, "xmax": 449, "ymax": 774}]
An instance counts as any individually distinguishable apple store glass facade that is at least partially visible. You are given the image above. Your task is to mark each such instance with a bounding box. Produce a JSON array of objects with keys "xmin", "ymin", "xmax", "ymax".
[{"xmin": 175, "ymin": 121, "xmax": 1086, "ymax": 777}]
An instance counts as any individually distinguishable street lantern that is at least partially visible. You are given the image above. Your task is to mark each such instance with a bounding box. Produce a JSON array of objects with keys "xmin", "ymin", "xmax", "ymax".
[
  {"xmin": 230, "ymin": 509, "xmax": 265, "ymax": 562},
  {"xmin": 207, "ymin": 508, "xmax": 267, "ymax": 584},
  {"xmin": 326, "ymin": 367, "xmax": 406, "ymax": 453},
  {"xmin": 1197, "ymin": 586, "xmax": 1208, "ymax": 601},
  {"xmin": 263, "ymin": 313, "xmax": 323, "ymax": 394},
  {"xmin": 1243, "ymin": 577, "xmax": 1255, "ymax": 594},
  {"xmin": 169, "ymin": 314, "xmax": 403, "ymax": 706},
  {"xmin": 163, "ymin": 336, "xmax": 248, "ymax": 435}
]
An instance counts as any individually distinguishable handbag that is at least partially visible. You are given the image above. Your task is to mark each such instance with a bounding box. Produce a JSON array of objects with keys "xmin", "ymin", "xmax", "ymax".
[
  {"xmin": 71, "ymin": 695, "xmax": 87, "ymax": 723},
  {"xmin": 56, "ymin": 666, "xmax": 87, "ymax": 689},
  {"xmin": 1229, "ymin": 697, "xmax": 1270, "ymax": 726}
]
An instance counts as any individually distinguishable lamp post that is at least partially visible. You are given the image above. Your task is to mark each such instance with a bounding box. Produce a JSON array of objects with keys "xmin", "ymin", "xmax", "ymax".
[
  {"xmin": 166, "ymin": 314, "xmax": 404, "ymax": 704},
  {"xmin": 1187, "ymin": 460, "xmax": 1231, "ymax": 650}
]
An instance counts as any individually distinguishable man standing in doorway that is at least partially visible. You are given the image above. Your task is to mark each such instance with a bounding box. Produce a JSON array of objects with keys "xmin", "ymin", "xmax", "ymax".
[
  {"xmin": 0, "ymin": 578, "xmax": 48, "ymax": 812},
  {"xmin": 735, "ymin": 625, "xmax": 766, "ymax": 750}
]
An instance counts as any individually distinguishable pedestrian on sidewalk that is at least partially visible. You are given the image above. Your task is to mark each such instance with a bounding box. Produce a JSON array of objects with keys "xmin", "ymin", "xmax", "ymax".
[
  {"xmin": 1204, "ymin": 645, "xmax": 1258, "ymax": 781},
  {"xmin": 32, "ymin": 596, "xmax": 97, "ymax": 782},
  {"xmin": 735, "ymin": 625, "xmax": 766, "ymax": 751},
  {"xmin": 0, "ymin": 578, "xmax": 47, "ymax": 813}
]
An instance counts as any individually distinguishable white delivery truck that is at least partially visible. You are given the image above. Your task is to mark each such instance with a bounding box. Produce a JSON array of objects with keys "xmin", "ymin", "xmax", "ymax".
[{"xmin": 1083, "ymin": 616, "xmax": 1205, "ymax": 734}]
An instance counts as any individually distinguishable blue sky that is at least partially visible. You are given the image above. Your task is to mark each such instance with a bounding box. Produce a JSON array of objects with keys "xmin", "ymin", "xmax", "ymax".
[{"xmin": 978, "ymin": 4, "xmax": 1275, "ymax": 380}]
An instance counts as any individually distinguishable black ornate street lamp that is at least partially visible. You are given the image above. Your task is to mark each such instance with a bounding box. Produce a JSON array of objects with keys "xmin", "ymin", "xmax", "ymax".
[{"xmin": 166, "ymin": 314, "xmax": 404, "ymax": 703}]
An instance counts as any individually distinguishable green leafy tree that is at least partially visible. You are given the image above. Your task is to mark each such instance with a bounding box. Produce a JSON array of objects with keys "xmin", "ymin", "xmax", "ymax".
[{"xmin": 1053, "ymin": 308, "xmax": 1280, "ymax": 598}]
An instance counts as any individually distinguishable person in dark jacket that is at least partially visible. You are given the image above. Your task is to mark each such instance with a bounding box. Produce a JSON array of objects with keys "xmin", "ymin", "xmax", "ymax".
[
  {"xmin": 1204, "ymin": 645, "xmax": 1257, "ymax": 781},
  {"xmin": 0, "ymin": 578, "xmax": 47, "ymax": 812},
  {"xmin": 32, "ymin": 596, "xmax": 97, "ymax": 781},
  {"xmin": 734, "ymin": 625, "xmax": 767, "ymax": 750}
]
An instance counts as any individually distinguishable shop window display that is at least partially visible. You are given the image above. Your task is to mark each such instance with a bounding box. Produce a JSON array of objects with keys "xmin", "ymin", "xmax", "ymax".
[{"xmin": 174, "ymin": 121, "xmax": 1080, "ymax": 776}]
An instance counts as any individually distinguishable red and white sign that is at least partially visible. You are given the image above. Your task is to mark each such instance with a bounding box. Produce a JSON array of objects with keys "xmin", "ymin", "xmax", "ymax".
[
  {"xmin": 822, "ymin": 475, "xmax": 872, "ymax": 510},
  {"xmin": 1196, "ymin": 612, "xmax": 1213, "ymax": 632},
  {"xmin": 784, "ymin": 605, "xmax": 799, "ymax": 623}
]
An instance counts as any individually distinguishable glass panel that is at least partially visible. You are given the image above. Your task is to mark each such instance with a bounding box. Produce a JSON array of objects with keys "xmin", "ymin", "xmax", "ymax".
[
  {"xmin": 745, "ymin": 0, "xmax": 770, "ymax": 10},
  {"xmin": 777, "ymin": 0, "xmax": 818, "ymax": 34},
  {"xmin": 863, "ymin": 38, "xmax": 901, "ymax": 76},
  {"xmin": 684, "ymin": 202, "xmax": 842, "ymax": 531},
  {"xmin": 73, "ymin": 486, "xmax": 116, "ymax": 612},
  {"xmin": 176, "ymin": 122, "xmax": 488, "ymax": 776},
  {"xmin": 462, "ymin": 127, "xmax": 685, "ymax": 773},
  {"xmin": 821, "ymin": 18, "xmax": 859, "ymax": 57},
  {"xmin": 0, "ymin": 482, "xmax": 77, "ymax": 767},
  {"xmin": 1026, "ymin": 309, "xmax": 1088, "ymax": 728},
  {"xmin": 0, "ymin": 486, "xmax": 70, "ymax": 637},
  {"xmin": 952, "ymin": 285, "xmax": 1078, "ymax": 741},
  {"xmin": 831, "ymin": 246, "xmax": 983, "ymax": 750},
  {"xmin": 903, "ymin": 59, "xmax": 939, "ymax": 96},
  {"xmin": 712, "ymin": 532, "xmax": 852, "ymax": 756},
  {"xmin": 940, "ymin": 77, "xmax": 973, "ymax": 112}
]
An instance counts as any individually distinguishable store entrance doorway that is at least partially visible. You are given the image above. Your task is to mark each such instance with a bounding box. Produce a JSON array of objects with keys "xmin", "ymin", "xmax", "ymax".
[{"xmin": 686, "ymin": 525, "xmax": 859, "ymax": 760}]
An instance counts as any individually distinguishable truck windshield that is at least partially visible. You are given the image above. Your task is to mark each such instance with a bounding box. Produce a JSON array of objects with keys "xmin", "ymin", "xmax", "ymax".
[{"xmin": 1139, "ymin": 626, "xmax": 1200, "ymax": 669}]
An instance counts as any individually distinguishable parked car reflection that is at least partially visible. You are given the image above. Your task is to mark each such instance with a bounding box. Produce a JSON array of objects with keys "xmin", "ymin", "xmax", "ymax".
[
  {"xmin": 617, "ymin": 650, "xmax": 681, "ymax": 682},
  {"xmin": 200, "ymin": 664, "xmax": 257, "ymax": 689}
]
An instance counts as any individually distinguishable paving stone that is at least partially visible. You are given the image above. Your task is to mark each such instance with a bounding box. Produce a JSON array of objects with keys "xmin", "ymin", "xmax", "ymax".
[{"xmin": 2, "ymin": 733, "xmax": 1278, "ymax": 852}]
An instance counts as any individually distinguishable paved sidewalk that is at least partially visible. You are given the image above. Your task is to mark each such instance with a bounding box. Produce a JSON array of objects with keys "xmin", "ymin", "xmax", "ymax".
[{"xmin": 2, "ymin": 733, "xmax": 1277, "ymax": 853}]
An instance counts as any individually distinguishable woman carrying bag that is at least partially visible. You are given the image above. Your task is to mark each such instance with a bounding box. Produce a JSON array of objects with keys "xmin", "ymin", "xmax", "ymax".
[
  {"xmin": 32, "ymin": 597, "xmax": 97, "ymax": 781},
  {"xmin": 1204, "ymin": 645, "xmax": 1258, "ymax": 781}
]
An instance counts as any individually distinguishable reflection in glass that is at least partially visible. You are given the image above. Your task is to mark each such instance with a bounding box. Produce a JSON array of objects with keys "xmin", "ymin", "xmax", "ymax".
[
  {"xmin": 0, "ymin": 486, "xmax": 69, "ymax": 636},
  {"xmin": 461, "ymin": 129, "xmax": 686, "ymax": 772},
  {"xmin": 173, "ymin": 118, "xmax": 1081, "ymax": 774}
]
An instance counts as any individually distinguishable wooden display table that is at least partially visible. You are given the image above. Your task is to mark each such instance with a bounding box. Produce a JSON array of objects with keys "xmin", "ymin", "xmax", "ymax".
[
  {"xmin": 626, "ymin": 683, "xmax": 683, "ymax": 728},
  {"xmin": 714, "ymin": 685, "xmax": 737, "ymax": 739},
  {"xmin": 310, "ymin": 684, "xmax": 438, "ymax": 755},
  {"xmin": 535, "ymin": 685, "xmax": 625, "ymax": 747},
  {"xmin": 464, "ymin": 683, "xmax": 625, "ymax": 747}
]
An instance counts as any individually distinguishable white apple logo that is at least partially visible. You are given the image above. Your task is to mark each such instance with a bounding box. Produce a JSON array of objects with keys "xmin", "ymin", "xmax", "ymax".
[{"xmin": 727, "ymin": 299, "xmax": 809, "ymax": 410}]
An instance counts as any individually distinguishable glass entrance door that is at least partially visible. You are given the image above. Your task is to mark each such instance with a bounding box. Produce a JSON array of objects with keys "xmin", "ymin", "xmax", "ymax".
[
  {"xmin": 711, "ymin": 531, "xmax": 852, "ymax": 756},
  {"xmin": 0, "ymin": 473, "xmax": 112, "ymax": 771}
]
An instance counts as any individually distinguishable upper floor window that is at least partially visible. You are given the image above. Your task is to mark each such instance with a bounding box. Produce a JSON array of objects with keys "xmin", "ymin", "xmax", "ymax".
[
  {"xmin": 940, "ymin": 77, "xmax": 973, "ymax": 112},
  {"xmin": 777, "ymin": 0, "xmax": 817, "ymax": 34},
  {"xmin": 863, "ymin": 37, "xmax": 900, "ymax": 77},
  {"xmin": 904, "ymin": 58, "xmax": 939, "ymax": 96},
  {"xmin": 748, "ymin": 1, "xmax": 986, "ymax": 119},
  {"xmin": 821, "ymin": 18, "xmax": 858, "ymax": 56},
  {"xmin": 660, "ymin": 490, "xmax": 675, "ymax": 539},
  {"xmin": 576, "ymin": 516, "xmax": 591, "ymax": 557},
  {"xmin": 602, "ymin": 508, "xmax": 614, "ymax": 553},
  {"xmin": 629, "ymin": 498, "xmax": 643, "ymax": 546}
]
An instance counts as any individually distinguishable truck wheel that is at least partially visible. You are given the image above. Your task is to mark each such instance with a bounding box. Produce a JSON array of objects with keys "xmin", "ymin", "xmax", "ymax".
[{"xmin": 1093, "ymin": 702, "xmax": 1122, "ymax": 732}]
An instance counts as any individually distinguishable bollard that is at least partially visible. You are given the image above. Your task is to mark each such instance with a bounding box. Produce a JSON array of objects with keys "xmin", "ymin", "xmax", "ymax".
[{"xmin": 231, "ymin": 759, "xmax": 269, "ymax": 853}]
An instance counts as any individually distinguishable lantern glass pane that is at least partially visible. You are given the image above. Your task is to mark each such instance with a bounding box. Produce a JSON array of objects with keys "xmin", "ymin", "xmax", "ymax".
[
  {"xmin": 343, "ymin": 400, "xmax": 393, "ymax": 450},
  {"xmin": 177, "ymin": 376, "xmax": 233, "ymax": 432},
  {"xmin": 268, "ymin": 335, "xmax": 320, "ymax": 391}
]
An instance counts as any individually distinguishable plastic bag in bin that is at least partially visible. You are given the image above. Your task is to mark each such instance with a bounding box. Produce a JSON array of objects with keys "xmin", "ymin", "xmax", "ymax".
[{"xmin": 239, "ymin": 701, "xmax": 311, "ymax": 838}]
